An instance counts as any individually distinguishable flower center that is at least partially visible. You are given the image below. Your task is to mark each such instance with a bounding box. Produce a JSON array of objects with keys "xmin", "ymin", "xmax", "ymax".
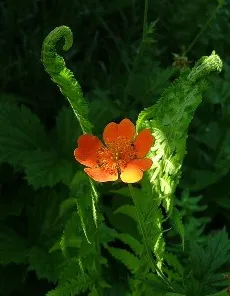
[{"xmin": 97, "ymin": 136, "xmax": 136, "ymax": 174}]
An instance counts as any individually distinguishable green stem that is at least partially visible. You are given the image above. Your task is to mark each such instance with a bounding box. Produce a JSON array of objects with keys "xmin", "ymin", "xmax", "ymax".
[
  {"xmin": 123, "ymin": 0, "xmax": 149, "ymax": 107},
  {"xmin": 128, "ymin": 184, "xmax": 173, "ymax": 290},
  {"xmin": 143, "ymin": 0, "xmax": 149, "ymax": 37},
  {"xmin": 184, "ymin": 3, "xmax": 222, "ymax": 56}
]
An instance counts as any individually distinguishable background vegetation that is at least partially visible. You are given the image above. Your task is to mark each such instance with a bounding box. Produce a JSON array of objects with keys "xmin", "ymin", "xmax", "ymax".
[{"xmin": 0, "ymin": 0, "xmax": 230, "ymax": 295}]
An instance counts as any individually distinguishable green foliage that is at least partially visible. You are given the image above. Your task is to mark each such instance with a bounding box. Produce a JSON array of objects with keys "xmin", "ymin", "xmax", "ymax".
[
  {"xmin": 186, "ymin": 228, "xmax": 230, "ymax": 295},
  {"xmin": 28, "ymin": 246, "xmax": 64, "ymax": 282},
  {"xmin": 42, "ymin": 26, "xmax": 93, "ymax": 134},
  {"xmin": 0, "ymin": 226, "xmax": 27, "ymax": 265},
  {"xmin": 0, "ymin": 100, "xmax": 49, "ymax": 166},
  {"xmin": 124, "ymin": 21, "xmax": 175, "ymax": 107},
  {"xmin": 175, "ymin": 189, "xmax": 211, "ymax": 243},
  {"xmin": 137, "ymin": 51, "xmax": 222, "ymax": 215},
  {"xmin": 170, "ymin": 208, "xmax": 185, "ymax": 249},
  {"xmin": 0, "ymin": 100, "xmax": 80, "ymax": 189},
  {"xmin": 46, "ymin": 274, "xmax": 92, "ymax": 296},
  {"xmin": 106, "ymin": 247, "xmax": 140, "ymax": 274}
]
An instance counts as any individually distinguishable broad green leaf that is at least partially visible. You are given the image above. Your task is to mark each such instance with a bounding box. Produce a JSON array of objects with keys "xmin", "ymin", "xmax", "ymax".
[
  {"xmin": 28, "ymin": 246, "xmax": 64, "ymax": 282},
  {"xmin": 0, "ymin": 226, "xmax": 27, "ymax": 265},
  {"xmin": 0, "ymin": 101, "xmax": 49, "ymax": 166},
  {"xmin": 24, "ymin": 150, "xmax": 74, "ymax": 189}
]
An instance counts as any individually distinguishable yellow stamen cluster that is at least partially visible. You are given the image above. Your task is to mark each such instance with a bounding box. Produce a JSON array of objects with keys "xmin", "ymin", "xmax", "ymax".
[{"xmin": 97, "ymin": 136, "xmax": 136, "ymax": 174}]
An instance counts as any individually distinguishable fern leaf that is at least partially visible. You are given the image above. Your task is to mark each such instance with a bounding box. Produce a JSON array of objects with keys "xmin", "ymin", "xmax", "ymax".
[
  {"xmin": 170, "ymin": 208, "xmax": 185, "ymax": 249},
  {"xmin": 59, "ymin": 198, "xmax": 78, "ymax": 217},
  {"xmin": 106, "ymin": 246, "xmax": 140, "ymax": 274},
  {"xmin": 46, "ymin": 274, "xmax": 91, "ymax": 296},
  {"xmin": 70, "ymin": 172, "xmax": 97, "ymax": 241},
  {"xmin": 58, "ymin": 258, "xmax": 80, "ymax": 284},
  {"xmin": 114, "ymin": 204, "xmax": 137, "ymax": 221},
  {"xmin": 89, "ymin": 286, "xmax": 100, "ymax": 296},
  {"xmin": 164, "ymin": 252, "xmax": 184, "ymax": 276},
  {"xmin": 60, "ymin": 212, "xmax": 82, "ymax": 258},
  {"xmin": 115, "ymin": 233, "xmax": 143, "ymax": 255}
]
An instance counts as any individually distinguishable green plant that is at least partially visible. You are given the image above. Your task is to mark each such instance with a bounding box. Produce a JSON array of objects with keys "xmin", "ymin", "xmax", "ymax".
[{"xmin": 1, "ymin": 1, "xmax": 230, "ymax": 295}]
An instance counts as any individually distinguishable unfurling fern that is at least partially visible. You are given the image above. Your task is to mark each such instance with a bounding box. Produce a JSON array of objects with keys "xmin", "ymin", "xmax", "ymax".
[
  {"xmin": 40, "ymin": 25, "xmax": 224, "ymax": 296},
  {"xmin": 42, "ymin": 26, "xmax": 92, "ymax": 134},
  {"xmin": 137, "ymin": 51, "xmax": 222, "ymax": 215},
  {"xmin": 107, "ymin": 51, "xmax": 222, "ymax": 295}
]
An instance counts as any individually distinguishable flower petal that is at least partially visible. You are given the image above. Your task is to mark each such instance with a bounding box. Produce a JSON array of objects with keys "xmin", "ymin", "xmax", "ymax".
[
  {"xmin": 84, "ymin": 167, "xmax": 118, "ymax": 182},
  {"xmin": 129, "ymin": 158, "xmax": 153, "ymax": 171},
  {"xmin": 103, "ymin": 122, "xmax": 118, "ymax": 145},
  {"xmin": 103, "ymin": 118, "xmax": 135, "ymax": 145},
  {"xmin": 134, "ymin": 129, "xmax": 154, "ymax": 158},
  {"xmin": 120, "ymin": 163, "xmax": 143, "ymax": 183},
  {"xmin": 74, "ymin": 134, "xmax": 103, "ymax": 168},
  {"xmin": 118, "ymin": 119, "xmax": 135, "ymax": 141}
]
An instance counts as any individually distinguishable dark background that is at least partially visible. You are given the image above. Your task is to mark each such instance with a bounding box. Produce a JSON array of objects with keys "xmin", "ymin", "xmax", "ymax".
[{"xmin": 1, "ymin": 0, "xmax": 230, "ymax": 295}]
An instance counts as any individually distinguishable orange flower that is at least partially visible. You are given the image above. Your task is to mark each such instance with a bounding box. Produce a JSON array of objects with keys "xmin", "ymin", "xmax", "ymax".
[{"xmin": 74, "ymin": 118, "xmax": 154, "ymax": 183}]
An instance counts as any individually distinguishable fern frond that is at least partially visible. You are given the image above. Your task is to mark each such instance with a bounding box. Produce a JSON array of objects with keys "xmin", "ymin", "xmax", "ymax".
[
  {"xmin": 164, "ymin": 252, "xmax": 184, "ymax": 277},
  {"xmin": 115, "ymin": 233, "xmax": 143, "ymax": 255},
  {"xmin": 46, "ymin": 274, "xmax": 91, "ymax": 296},
  {"xmin": 170, "ymin": 208, "xmax": 185, "ymax": 249},
  {"xmin": 70, "ymin": 171, "xmax": 99, "ymax": 241},
  {"xmin": 42, "ymin": 26, "xmax": 93, "ymax": 134},
  {"xmin": 114, "ymin": 204, "xmax": 137, "ymax": 221},
  {"xmin": 136, "ymin": 52, "xmax": 222, "ymax": 216},
  {"xmin": 106, "ymin": 246, "xmax": 140, "ymax": 274},
  {"xmin": 60, "ymin": 212, "xmax": 82, "ymax": 258},
  {"xmin": 59, "ymin": 198, "xmax": 78, "ymax": 218},
  {"xmin": 58, "ymin": 257, "xmax": 80, "ymax": 284}
]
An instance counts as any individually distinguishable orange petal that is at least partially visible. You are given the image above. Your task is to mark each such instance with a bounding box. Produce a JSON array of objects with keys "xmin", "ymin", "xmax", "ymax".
[
  {"xmin": 84, "ymin": 167, "xmax": 118, "ymax": 182},
  {"xmin": 118, "ymin": 119, "xmax": 135, "ymax": 141},
  {"xmin": 103, "ymin": 122, "xmax": 118, "ymax": 145},
  {"xmin": 120, "ymin": 163, "xmax": 143, "ymax": 183},
  {"xmin": 134, "ymin": 129, "xmax": 154, "ymax": 158},
  {"xmin": 129, "ymin": 158, "xmax": 153, "ymax": 171},
  {"xmin": 74, "ymin": 134, "xmax": 103, "ymax": 168},
  {"xmin": 103, "ymin": 118, "xmax": 135, "ymax": 145}
]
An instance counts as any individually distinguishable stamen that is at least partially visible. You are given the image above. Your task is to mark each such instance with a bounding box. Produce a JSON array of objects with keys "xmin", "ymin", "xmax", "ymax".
[{"xmin": 99, "ymin": 136, "xmax": 136, "ymax": 173}]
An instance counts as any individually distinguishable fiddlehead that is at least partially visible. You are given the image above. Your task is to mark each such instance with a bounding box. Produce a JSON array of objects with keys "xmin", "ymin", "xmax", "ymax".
[
  {"xmin": 137, "ymin": 51, "xmax": 223, "ymax": 215},
  {"xmin": 41, "ymin": 26, "xmax": 92, "ymax": 134}
]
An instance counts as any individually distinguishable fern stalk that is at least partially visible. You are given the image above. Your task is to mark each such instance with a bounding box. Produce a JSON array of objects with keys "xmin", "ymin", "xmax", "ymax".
[{"xmin": 184, "ymin": 1, "xmax": 224, "ymax": 55}]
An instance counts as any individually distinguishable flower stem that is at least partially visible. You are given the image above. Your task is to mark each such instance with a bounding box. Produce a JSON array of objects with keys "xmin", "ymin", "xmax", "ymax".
[
  {"xmin": 128, "ymin": 183, "xmax": 173, "ymax": 290},
  {"xmin": 143, "ymin": 0, "xmax": 149, "ymax": 38},
  {"xmin": 184, "ymin": 2, "xmax": 222, "ymax": 56}
]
